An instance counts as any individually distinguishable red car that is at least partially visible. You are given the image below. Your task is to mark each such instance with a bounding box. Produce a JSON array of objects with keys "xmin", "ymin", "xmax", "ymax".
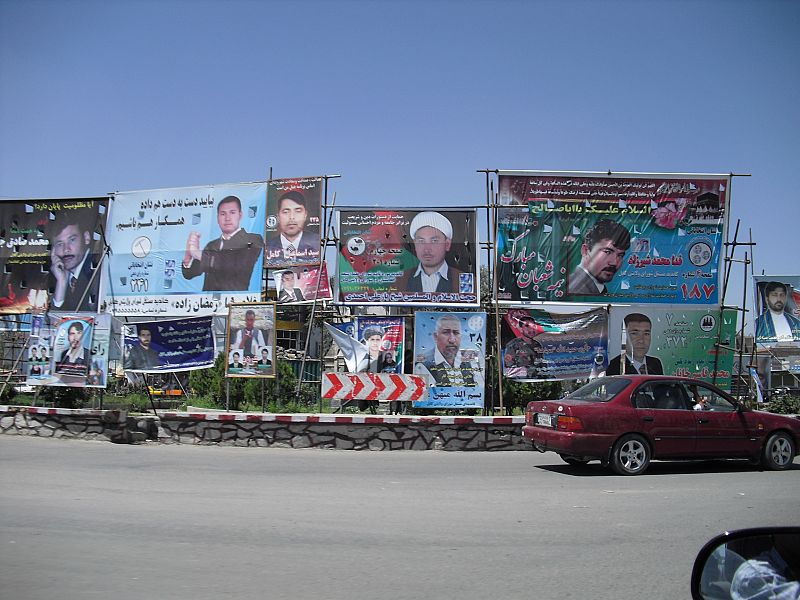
[{"xmin": 523, "ymin": 375, "xmax": 800, "ymax": 475}]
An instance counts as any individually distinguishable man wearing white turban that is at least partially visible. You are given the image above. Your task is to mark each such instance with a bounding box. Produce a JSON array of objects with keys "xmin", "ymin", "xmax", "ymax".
[{"xmin": 399, "ymin": 211, "xmax": 462, "ymax": 294}]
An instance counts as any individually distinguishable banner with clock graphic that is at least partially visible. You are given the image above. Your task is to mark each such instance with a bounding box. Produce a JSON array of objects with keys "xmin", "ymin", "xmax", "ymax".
[
  {"xmin": 337, "ymin": 208, "xmax": 479, "ymax": 306},
  {"xmin": 103, "ymin": 182, "xmax": 267, "ymax": 316},
  {"xmin": 0, "ymin": 198, "xmax": 109, "ymax": 314},
  {"xmin": 495, "ymin": 172, "xmax": 730, "ymax": 305}
]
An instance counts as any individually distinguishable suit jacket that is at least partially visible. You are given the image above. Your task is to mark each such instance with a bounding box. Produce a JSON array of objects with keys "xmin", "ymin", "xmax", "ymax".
[
  {"xmin": 265, "ymin": 233, "xmax": 321, "ymax": 266},
  {"xmin": 399, "ymin": 265, "xmax": 463, "ymax": 294},
  {"xmin": 49, "ymin": 254, "xmax": 99, "ymax": 311},
  {"xmin": 568, "ymin": 266, "xmax": 605, "ymax": 295},
  {"xmin": 606, "ymin": 354, "xmax": 663, "ymax": 376},
  {"xmin": 278, "ymin": 287, "xmax": 305, "ymax": 303},
  {"xmin": 182, "ymin": 229, "xmax": 264, "ymax": 291},
  {"xmin": 124, "ymin": 344, "xmax": 161, "ymax": 370}
]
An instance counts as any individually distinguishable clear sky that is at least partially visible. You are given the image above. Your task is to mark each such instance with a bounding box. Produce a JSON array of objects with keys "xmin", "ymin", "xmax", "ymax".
[{"xmin": 1, "ymin": 0, "xmax": 798, "ymax": 323}]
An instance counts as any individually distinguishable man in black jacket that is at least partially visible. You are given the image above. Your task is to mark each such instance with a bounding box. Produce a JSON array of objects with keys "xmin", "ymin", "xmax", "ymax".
[{"xmin": 182, "ymin": 195, "xmax": 264, "ymax": 291}]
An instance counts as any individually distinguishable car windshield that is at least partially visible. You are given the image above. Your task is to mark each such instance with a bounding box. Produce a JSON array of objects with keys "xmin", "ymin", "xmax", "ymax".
[{"xmin": 565, "ymin": 377, "xmax": 631, "ymax": 403}]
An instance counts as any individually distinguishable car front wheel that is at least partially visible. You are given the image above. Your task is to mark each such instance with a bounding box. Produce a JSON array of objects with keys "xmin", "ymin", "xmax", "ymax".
[
  {"xmin": 761, "ymin": 432, "xmax": 796, "ymax": 470},
  {"xmin": 610, "ymin": 434, "xmax": 651, "ymax": 475}
]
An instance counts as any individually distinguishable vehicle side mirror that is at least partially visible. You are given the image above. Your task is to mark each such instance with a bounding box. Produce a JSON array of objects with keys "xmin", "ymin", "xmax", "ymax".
[{"xmin": 691, "ymin": 527, "xmax": 800, "ymax": 599}]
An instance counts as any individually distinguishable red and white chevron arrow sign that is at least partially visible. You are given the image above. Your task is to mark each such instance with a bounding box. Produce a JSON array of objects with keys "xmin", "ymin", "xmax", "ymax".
[{"xmin": 322, "ymin": 372, "xmax": 428, "ymax": 401}]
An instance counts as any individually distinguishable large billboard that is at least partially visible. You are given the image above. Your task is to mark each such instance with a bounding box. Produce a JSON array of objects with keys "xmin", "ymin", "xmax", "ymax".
[
  {"xmin": 123, "ymin": 316, "xmax": 216, "ymax": 373},
  {"xmin": 605, "ymin": 307, "xmax": 736, "ymax": 388},
  {"xmin": 413, "ymin": 311, "xmax": 486, "ymax": 408},
  {"xmin": 753, "ymin": 276, "xmax": 800, "ymax": 347},
  {"xmin": 0, "ymin": 198, "xmax": 109, "ymax": 314},
  {"xmin": 224, "ymin": 303, "xmax": 276, "ymax": 378},
  {"xmin": 325, "ymin": 317, "xmax": 406, "ymax": 373},
  {"xmin": 496, "ymin": 172, "xmax": 729, "ymax": 304},
  {"xmin": 105, "ymin": 183, "xmax": 266, "ymax": 316},
  {"xmin": 501, "ymin": 307, "xmax": 608, "ymax": 382},
  {"xmin": 338, "ymin": 209, "xmax": 479, "ymax": 305},
  {"xmin": 265, "ymin": 177, "xmax": 323, "ymax": 269},
  {"xmin": 25, "ymin": 312, "xmax": 111, "ymax": 388}
]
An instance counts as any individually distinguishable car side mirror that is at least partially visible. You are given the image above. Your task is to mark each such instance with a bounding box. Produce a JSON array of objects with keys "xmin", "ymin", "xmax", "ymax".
[{"xmin": 691, "ymin": 527, "xmax": 800, "ymax": 599}]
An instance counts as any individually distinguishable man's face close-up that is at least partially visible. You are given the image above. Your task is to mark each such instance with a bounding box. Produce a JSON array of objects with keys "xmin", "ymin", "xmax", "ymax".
[
  {"xmin": 217, "ymin": 201, "xmax": 243, "ymax": 236},
  {"xmin": 53, "ymin": 224, "xmax": 90, "ymax": 272},
  {"xmin": 138, "ymin": 329, "xmax": 152, "ymax": 348},
  {"xmin": 282, "ymin": 274, "xmax": 295, "ymax": 288},
  {"xmin": 434, "ymin": 319, "xmax": 462, "ymax": 364},
  {"xmin": 68, "ymin": 326, "xmax": 82, "ymax": 349},
  {"xmin": 520, "ymin": 320, "xmax": 540, "ymax": 341},
  {"xmin": 366, "ymin": 335, "xmax": 382, "ymax": 353},
  {"xmin": 414, "ymin": 226, "xmax": 451, "ymax": 271},
  {"xmin": 245, "ymin": 314, "xmax": 255, "ymax": 329},
  {"xmin": 626, "ymin": 320, "xmax": 652, "ymax": 359},
  {"xmin": 766, "ymin": 288, "xmax": 787, "ymax": 312},
  {"xmin": 278, "ymin": 199, "xmax": 308, "ymax": 238},
  {"xmin": 581, "ymin": 238, "xmax": 627, "ymax": 284}
]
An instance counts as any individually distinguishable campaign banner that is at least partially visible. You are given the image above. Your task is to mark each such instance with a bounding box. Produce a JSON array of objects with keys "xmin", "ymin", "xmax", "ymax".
[
  {"xmin": 265, "ymin": 177, "xmax": 323, "ymax": 269},
  {"xmin": 753, "ymin": 276, "xmax": 800, "ymax": 347},
  {"xmin": 225, "ymin": 303, "xmax": 276, "ymax": 378},
  {"xmin": 501, "ymin": 307, "xmax": 608, "ymax": 381},
  {"xmin": 496, "ymin": 173, "xmax": 729, "ymax": 304},
  {"xmin": 0, "ymin": 198, "xmax": 109, "ymax": 314},
  {"xmin": 273, "ymin": 264, "xmax": 332, "ymax": 304},
  {"xmin": 413, "ymin": 311, "xmax": 486, "ymax": 408},
  {"xmin": 325, "ymin": 317, "xmax": 405, "ymax": 374},
  {"xmin": 338, "ymin": 209, "xmax": 479, "ymax": 305},
  {"xmin": 104, "ymin": 183, "xmax": 266, "ymax": 317},
  {"xmin": 605, "ymin": 307, "xmax": 736, "ymax": 388},
  {"xmin": 123, "ymin": 316, "xmax": 215, "ymax": 373},
  {"xmin": 25, "ymin": 312, "xmax": 111, "ymax": 388}
]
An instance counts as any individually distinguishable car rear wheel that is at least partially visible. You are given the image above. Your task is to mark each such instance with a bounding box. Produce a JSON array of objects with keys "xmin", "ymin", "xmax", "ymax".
[
  {"xmin": 560, "ymin": 455, "xmax": 590, "ymax": 466},
  {"xmin": 761, "ymin": 432, "xmax": 796, "ymax": 470},
  {"xmin": 610, "ymin": 434, "xmax": 651, "ymax": 475}
]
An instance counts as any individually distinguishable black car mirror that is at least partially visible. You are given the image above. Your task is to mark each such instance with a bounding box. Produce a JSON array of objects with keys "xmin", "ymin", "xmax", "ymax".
[{"xmin": 691, "ymin": 527, "xmax": 800, "ymax": 599}]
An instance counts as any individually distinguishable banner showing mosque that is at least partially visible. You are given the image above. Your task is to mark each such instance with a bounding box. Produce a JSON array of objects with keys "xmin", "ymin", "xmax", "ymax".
[
  {"xmin": 122, "ymin": 316, "xmax": 215, "ymax": 373},
  {"xmin": 265, "ymin": 176, "xmax": 323, "ymax": 269},
  {"xmin": 495, "ymin": 172, "xmax": 729, "ymax": 304},
  {"xmin": 0, "ymin": 198, "xmax": 109, "ymax": 314},
  {"xmin": 25, "ymin": 312, "xmax": 111, "ymax": 388},
  {"xmin": 413, "ymin": 311, "xmax": 486, "ymax": 408},
  {"xmin": 104, "ymin": 183, "xmax": 267, "ymax": 317},
  {"xmin": 338, "ymin": 209, "xmax": 479, "ymax": 306},
  {"xmin": 753, "ymin": 275, "xmax": 800, "ymax": 347},
  {"xmin": 605, "ymin": 307, "xmax": 737, "ymax": 389},
  {"xmin": 501, "ymin": 307, "xmax": 608, "ymax": 382}
]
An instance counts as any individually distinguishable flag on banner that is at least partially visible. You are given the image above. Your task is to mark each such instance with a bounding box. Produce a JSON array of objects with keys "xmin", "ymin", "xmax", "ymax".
[
  {"xmin": 750, "ymin": 367, "xmax": 765, "ymax": 404},
  {"xmin": 324, "ymin": 322, "xmax": 368, "ymax": 372}
]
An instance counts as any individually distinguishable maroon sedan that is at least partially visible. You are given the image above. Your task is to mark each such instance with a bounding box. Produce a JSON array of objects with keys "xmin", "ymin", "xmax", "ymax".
[{"xmin": 523, "ymin": 375, "xmax": 800, "ymax": 475}]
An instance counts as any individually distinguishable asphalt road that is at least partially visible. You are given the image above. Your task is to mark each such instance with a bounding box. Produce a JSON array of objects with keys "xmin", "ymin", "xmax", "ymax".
[{"xmin": 1, "ymin": 436, "xmax": 797, "ymax": 600}]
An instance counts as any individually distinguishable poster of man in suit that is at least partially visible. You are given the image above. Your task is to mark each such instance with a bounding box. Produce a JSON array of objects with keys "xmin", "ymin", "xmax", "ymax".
[
  {"xmin": 338, "ymin": 208, "xmax": 478, "ymax": 306},
  {"xmin": 265, "ymin": 176, "xmax": 323, "ymax": 269}
]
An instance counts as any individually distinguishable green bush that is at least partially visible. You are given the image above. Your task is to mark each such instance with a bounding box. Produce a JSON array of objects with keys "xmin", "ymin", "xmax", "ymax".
[{"xmin": 763, "ymin": 394, "xmax": 800, "ymax": 415}]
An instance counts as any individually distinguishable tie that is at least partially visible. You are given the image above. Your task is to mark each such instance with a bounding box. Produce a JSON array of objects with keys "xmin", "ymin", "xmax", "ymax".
[
  {"xmin": 69, "ymin": 275, "xmax": 77, "ymax": 291},
  {"xmin": 286, "ymin": 244, "xmax": 295, "ymax": 256}
]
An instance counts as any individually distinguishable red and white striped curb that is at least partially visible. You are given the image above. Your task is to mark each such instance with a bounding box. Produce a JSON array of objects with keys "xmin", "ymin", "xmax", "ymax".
[
  {"xmin": 322, "ymin": 372, "xmax": 428, "ymax": 401},
  {"xmin": 1, "ymin": 405, "xmax": 522, "ymax": 424}
]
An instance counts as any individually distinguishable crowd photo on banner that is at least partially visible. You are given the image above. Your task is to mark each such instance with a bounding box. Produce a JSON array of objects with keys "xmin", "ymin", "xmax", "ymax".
[{"xmin": 6, "ymin": 169, "xmax": 785, "ymax": 411}]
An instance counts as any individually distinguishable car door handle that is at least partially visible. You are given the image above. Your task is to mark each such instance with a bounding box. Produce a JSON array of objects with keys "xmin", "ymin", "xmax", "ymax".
[
  {"xmin": 642, "ymin": 416, "xmax": 654, "ymax": 422},
  {"xmin": 697, "ymin": 418, "xmax": 709, "ymax": 424}
]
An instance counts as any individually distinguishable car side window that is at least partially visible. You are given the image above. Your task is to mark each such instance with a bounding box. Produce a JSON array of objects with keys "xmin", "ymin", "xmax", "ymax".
[
  {"xmin": 633, "ymin": 383, "xmax": 689, "ymax": 410},
  {"xmin": 686, "ymin": 383, "xmax": 738, "ymax": 412}
]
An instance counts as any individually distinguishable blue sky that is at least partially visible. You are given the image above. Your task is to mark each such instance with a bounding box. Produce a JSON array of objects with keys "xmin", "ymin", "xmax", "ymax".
[{"xmin": 1, "ymin": 0, "xmax": 798, "ymax": 323}]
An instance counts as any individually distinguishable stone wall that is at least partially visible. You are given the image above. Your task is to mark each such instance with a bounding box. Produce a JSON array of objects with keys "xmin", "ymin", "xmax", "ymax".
[{"xmin": 0, "ymin": 405, "xmax": 529, "ymax": 451}]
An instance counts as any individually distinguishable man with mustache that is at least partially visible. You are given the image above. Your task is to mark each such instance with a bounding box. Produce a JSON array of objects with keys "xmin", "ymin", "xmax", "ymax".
[
  {"xmin": 755, "ymin": 281, "xmax": 800, "ymax": 343},
  {"xmin": 49, "ymin": 218, "xmax": 99, "ymax": 311},
  {"xmin": 56, "ymin": 321, "xmax": 89, "ymax": 377},
  {"xmin": 400, "ymin": 211, "xmax": 462, "ymax": 295},
  {"xmin": 568, "ymin": 219, "xmax": 631, "ymax": 295},
  {"xmin": 414, "ymin": 315, "xmax": 476, "ymax": 387},
  {"xmin": 182, "ymin": 195, "xmax": 264, "ymax": 291},
  {"xmin": 265, "ymin": 191, "xmax": 320, "ymax": 266}
]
